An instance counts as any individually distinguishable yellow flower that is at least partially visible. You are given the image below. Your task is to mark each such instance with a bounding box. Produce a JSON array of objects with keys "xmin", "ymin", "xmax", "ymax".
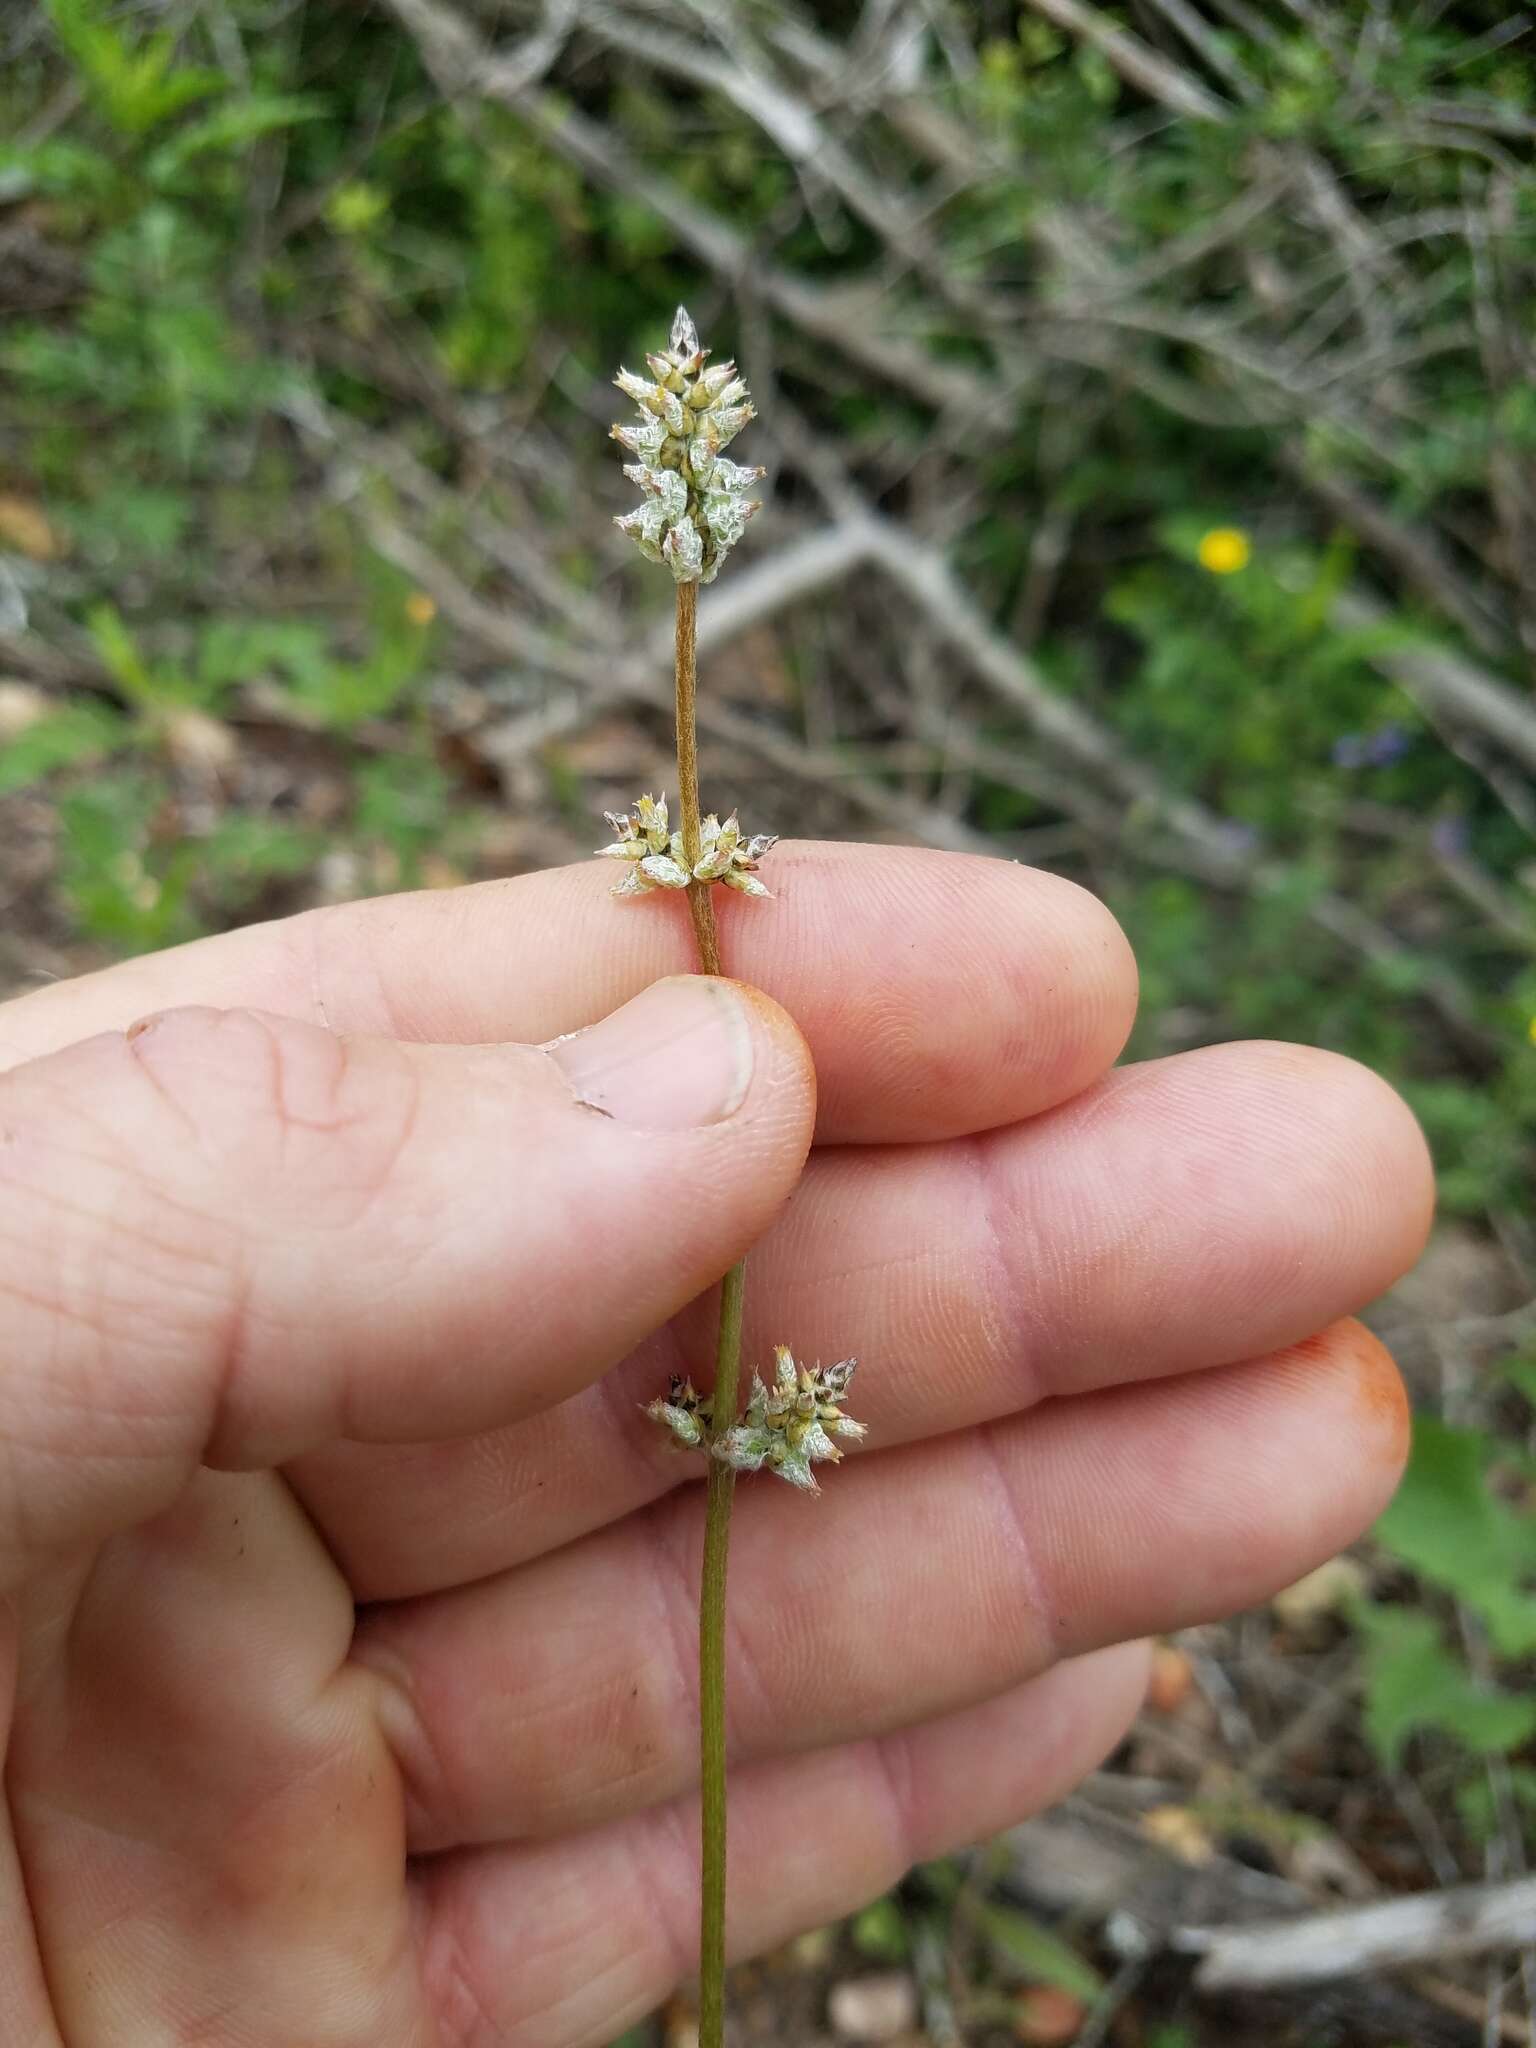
[
  {"xmin": 1197, "ymin": 527, "xmax": 1251, "ymax": 575},
  {"xmin": 1527, "ymin": 1014, "xmax": 1536, "ymax": 1047},
  {"xmin": 404, "ymin": 591, "xmax": 437, "ymax": 627}
]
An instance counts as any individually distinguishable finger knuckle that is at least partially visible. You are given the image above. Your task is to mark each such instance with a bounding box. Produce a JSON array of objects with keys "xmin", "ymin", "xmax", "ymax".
[{"xmin": 125, "ymin": 1005, "xmax": 421, "ymax": 1228}]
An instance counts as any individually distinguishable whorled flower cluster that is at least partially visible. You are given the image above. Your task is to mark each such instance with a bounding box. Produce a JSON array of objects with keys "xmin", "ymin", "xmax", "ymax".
[
  {"xmin": 612, "ymin": 306, "xmax": 764, "ymax": 585},
  {"xmin": 648, "ymin": 1347, "xmax": 866, "ymax": 1494},
  {"xmin": 598, "ymin": 793, "xmax": 776, "ymax": 899}
]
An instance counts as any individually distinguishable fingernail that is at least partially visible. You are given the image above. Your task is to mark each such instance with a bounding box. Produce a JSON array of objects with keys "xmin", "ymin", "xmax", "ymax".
[{"xmin": 547, "ymin": 976, "xmax": 755, "ymax": 1129}]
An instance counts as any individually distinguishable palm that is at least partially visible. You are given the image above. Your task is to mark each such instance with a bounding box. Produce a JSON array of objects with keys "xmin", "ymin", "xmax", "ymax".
[
  {"xmin": 10, "ymin": 1468, "xmax": 421, "ymax": 2042},
  {"xmin": 0, "ymin": 848, "xmax": 1430, "ymax": 2046}
]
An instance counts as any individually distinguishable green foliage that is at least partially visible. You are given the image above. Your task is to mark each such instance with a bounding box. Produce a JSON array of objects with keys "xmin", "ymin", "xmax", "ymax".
[
  {"xmin": 849, "ymin": 1896, "xmax": 909, "ymax": 1962},
  {"xmin": 1374, "ymin": 1417, "xmax": 1536, "ymax": 1657},
  {"xmin": 977, "ymin": 1902, "xmax": 1104, "ymax": 2002},
  {"xmin": 44, "ymin": 0, "xmax": 224, "ymax": 137},
  {"xmin": 352, "ymin": 753, "xmax": 461, "ymax": 890},
  {"xmin": 1354, "ymin": 1601, "xmax": 1536, "ymax": 1771},
  {"xmin": 54, "ymin": 770, "xmax": 316, "ymax": 953},
  {"xmin": 257, "ymin": 611, "xmax": 435, "ymax": 733},
  {"xmin": 1360, "ymin": 1412, "xmax": 1536, "ymax": 1774},
  {"xmin": 0, "ymin": 701, "xmax": 126, "ymax": 796}
]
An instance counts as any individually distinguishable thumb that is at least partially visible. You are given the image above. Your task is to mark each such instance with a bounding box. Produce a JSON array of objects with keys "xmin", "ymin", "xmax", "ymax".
[{"xmin": 0, "ymin": 975, "xmax": 814, "ymax": 1584}]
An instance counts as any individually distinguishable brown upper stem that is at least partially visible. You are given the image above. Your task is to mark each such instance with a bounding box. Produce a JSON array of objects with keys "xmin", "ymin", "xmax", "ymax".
[{"xmin": 673, "ymin": 579, "xmax": 722, "ymax": 976}]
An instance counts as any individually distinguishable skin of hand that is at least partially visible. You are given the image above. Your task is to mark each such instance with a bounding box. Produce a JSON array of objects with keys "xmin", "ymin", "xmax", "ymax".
[{"xmin": 0, "ymin": 843, "xmax": 1432, "ymax": 2048}]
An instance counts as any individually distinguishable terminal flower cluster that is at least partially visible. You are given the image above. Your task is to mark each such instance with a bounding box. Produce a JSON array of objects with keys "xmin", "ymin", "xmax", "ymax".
[
  {"xmin": 598, "ymin": 793, "xmax": 777, "ymax": 898},
  {"xmin": 612, "ymin": 306, "xmax": 765, "ymax": 585}
]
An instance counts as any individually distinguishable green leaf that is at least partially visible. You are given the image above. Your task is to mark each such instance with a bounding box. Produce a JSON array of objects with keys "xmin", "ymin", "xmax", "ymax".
[
  {"xmin": 44, "ymin": 0, "xmax": 223, "ymax": 136},
  {"xmin": 979, "ymin": 1903, "xmax": 1104, "ymax": 2001},
  {"xmin": 200, "ymin": 812, "xmax": 319, "ymax": 893},
  {"xmin": 1355, "ymin": 1602, "xmax": 1536, "ymax": 1769},
  {"xmin": 55, "ymin": 772, "xmax": 201, "ymax": 953},
  {"xmin": 0, "ymin": 137, "xmax": 117, "ymax": 203},
  {"xmin": 117, "ymin": 57, "xmax": 225, "ymax": 136},
  {"xmin": 0, "ymin": 702, "xmax": 128, "ymax": 794},
  {"xmin": 850, "ymin": 1896, "xmax": 909, "ymax": 1961},
  {"xmin": 192, "ymin": 619, "xmax": 327, "ymax": 702},
  {"xmin": 1374, "ymin": 1417, "xmax": 1536, "ymax": 1657},
  {"xmin": 148, "ymin": 95, "xmax": 327, "ymax": 181},
  {"xmin": 85, "ymin": 604, "xmax": 159, "ymax": 709}
]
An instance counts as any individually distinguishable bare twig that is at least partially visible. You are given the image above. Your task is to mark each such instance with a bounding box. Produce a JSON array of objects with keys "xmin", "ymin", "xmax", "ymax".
[
  {"xmin": 1178, "ymin": 1877, "xmax": 1536, "ymax": 1991},
  {"xmin": 1018, "ymin": 0, "xmax": 1231, "ymax": 120}
]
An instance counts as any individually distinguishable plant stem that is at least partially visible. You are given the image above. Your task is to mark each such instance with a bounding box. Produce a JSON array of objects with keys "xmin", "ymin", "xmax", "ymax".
[
  {"xmin": 675, "ymin": 574, "xmax": 743, "ymax": 2048},
  {"xmin": 697, "ymin": 1258, "xmax": 744, "ymax": 2048},
  {"xmin": 674, "ymin": 580, "xmax": 721, "ymax": 976}
]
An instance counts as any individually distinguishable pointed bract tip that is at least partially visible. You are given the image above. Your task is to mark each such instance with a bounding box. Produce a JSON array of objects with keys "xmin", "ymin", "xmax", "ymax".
[{"xmin": 671, "ymin": 305, "xmax": 700, "ymax": 358}]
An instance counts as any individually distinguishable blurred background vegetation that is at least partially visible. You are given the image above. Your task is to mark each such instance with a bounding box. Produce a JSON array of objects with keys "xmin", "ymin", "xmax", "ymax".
[{"xmin": 2, "ymin": 1, "xmax": 1535, "ymax": 2043}]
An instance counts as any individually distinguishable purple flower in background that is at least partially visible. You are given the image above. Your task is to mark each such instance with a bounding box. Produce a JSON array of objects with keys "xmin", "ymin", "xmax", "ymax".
[
  {"xmin": 1332, "ymin": 722, "xmax": 1410, "ymax": 770},
  {"xmin": 1216, "ymin": 819, "xmax": 1259, "ymax": 858}
]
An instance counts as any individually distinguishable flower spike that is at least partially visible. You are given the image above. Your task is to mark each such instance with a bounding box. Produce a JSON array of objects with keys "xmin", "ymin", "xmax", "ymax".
[{"xmin": 612, "ymin": 307, "xmax": 763, "ymax": 586}]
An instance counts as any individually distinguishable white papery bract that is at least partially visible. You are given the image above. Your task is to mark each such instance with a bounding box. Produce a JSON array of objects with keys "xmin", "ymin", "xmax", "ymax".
[{"xmin": 611, "ymin": 306, "xmax": 764, "ymax": 585}]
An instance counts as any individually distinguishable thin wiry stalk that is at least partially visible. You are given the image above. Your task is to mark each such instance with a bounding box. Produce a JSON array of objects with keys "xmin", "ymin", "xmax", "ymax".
[
  {"xmin": 675, "ymin": 573, "xmax": 742, "ymax": 2048},
  {"xmin": 697, "ymin": 1257, "xmax": 745, "ymax": 2048},
  {"xmin": 611, "ymin": 307, "xmax": 860, "ymax": 2045}
]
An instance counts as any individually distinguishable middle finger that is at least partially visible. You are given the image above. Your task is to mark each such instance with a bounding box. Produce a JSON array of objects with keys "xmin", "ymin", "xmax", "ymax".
[
  {"xmin": 293, "ymin": 1038, "xmax": 1430, "ymax": 1599},
  {"xmin": 355, "ymin": 1316, "xmax": 1407, "ymax": 1853}
]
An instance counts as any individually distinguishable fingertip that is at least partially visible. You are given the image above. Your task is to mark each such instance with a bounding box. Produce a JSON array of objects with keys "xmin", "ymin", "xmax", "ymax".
[
  {"xmin": 1242, "ymin": 1039, "xmax": 1433, "ymax": 1237},
  {"xmin": 1278, "ymin": 1317, "xmax": 1413, "ymax": 1506},
  {"xmin": 771, "ymin": 844, "xmax": 1140, "ymax": 1140},
  {"xmin": 988, "ymin": 862, "xmax": 1140, "ymax": 1107}
]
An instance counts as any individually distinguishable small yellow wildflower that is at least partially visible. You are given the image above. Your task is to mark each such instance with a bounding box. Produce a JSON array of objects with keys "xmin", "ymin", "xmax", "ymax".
[
  {"xmin": 405, "ymin": 591, "xmax": 437, "ymax": 627},
  {"xmin": 1527, "ymin": 1014, "xmax": 1536, "ymax": 1048},
  {"xmin": 1197, "ymin": 527, "xmax": 1251, "ymax": 575}
]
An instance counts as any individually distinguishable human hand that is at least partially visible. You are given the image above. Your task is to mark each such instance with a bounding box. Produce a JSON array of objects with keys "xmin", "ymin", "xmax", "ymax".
[{"xmin": 0, "ymin": 845, "xmax": 1431, "ymax": 2046}]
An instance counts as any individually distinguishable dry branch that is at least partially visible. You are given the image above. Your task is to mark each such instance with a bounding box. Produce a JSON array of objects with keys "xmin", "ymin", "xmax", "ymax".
[
  {"xmin": 1019, "ymin": 0, "xmax": 1231, "ymax": 120},
  {"xmin": 1179, "ymin": 1876, "xmax": 1536, "ymax": 1993}
]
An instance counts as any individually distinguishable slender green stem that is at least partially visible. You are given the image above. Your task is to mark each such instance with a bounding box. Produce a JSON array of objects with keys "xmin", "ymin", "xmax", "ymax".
[
  {"xmin": 675, "ymin": 574, "xmax": 743, "ymax": 2048},
  {"xmin": 697, "ymin": 1257, "xmax": 744, "ymax": 2048}
]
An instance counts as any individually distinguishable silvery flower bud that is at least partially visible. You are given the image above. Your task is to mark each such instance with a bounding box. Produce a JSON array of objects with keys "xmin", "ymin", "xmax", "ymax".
[
  {"xmin": 646, "ymin": 1376, "xmax": 713, "ymax": 1450},
  {"xmin": 663, "ymin": 520, "xmax": 704, "ymax": 583},
  {"xmin": 640, "ymin": 852, "xmax": 691, "ymax": 889}
]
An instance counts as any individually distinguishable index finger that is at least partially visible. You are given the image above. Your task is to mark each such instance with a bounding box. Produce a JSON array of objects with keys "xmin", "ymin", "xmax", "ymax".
[{"xmin": 0, "ymin": 843, "xmax": 1137, "ymax": 1144}]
